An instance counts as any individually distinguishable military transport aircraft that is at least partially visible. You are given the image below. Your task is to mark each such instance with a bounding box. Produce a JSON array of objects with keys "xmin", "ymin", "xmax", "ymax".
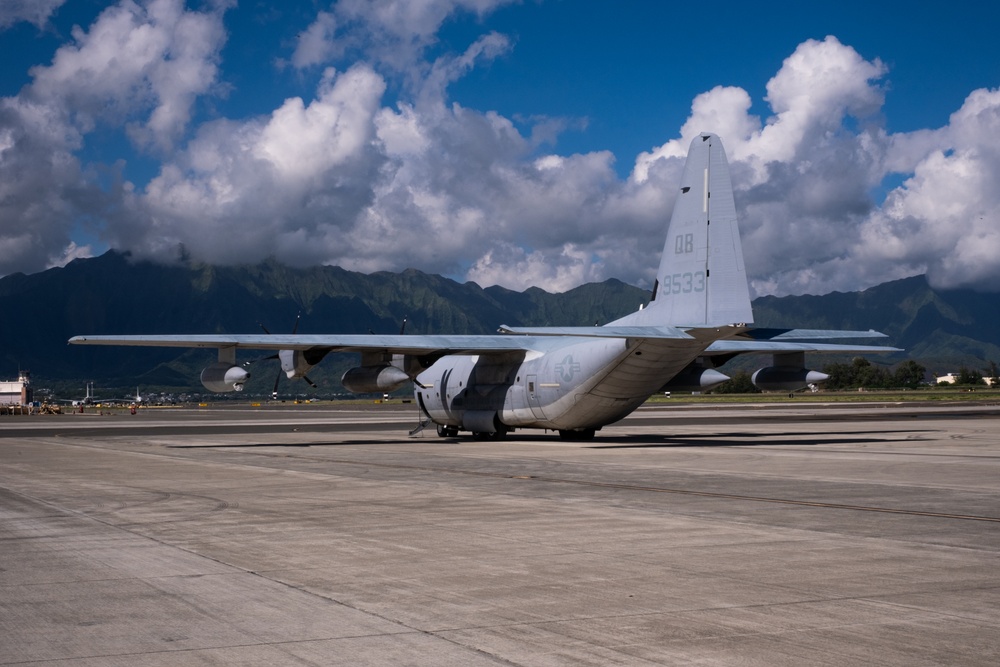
[
  {"xmin": 60, "ymin": 382, "xmax": 98, "ymax": 407},
  {"xmin": 70, "ymin": 133, "xmax": 899, "ymax": 440}
]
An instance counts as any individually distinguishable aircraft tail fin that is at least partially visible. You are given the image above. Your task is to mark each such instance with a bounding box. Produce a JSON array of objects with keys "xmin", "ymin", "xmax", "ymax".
[{"xmin": 615, "ymin": 133, "xmax": 753, "ymax": 328}]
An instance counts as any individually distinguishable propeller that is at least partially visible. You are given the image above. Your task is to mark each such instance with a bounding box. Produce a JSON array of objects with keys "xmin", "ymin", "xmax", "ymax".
[
  {"xmin": 395, "ymin": 315, "xmax": 430, "ymax": 389},
  {"xmin": 365, "ymin": 315, "xmax": 428, "ymax": 390},
  {"xmin": 244, "ymin": 313, "xmax": 317, "ymax": 399}
]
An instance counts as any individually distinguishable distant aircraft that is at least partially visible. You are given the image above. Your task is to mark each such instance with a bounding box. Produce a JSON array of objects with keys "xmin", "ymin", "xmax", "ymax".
[
  {"xmin": 67, "ymin": 382, "xmax": 98, "ymax": 407},
  {"xmin": 70, "ymin": 133, "xmax": 899, "ymax": 440}
]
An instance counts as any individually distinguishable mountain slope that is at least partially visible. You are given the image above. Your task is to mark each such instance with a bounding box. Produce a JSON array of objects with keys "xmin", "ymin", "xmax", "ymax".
[
  {"xmin": 751, "ymin": 275, "xmax": 1000, "ymax": 371},
  {"xmin": 0, "ymin": 252, "xmax": 649, "ymax": 392},
  {"xmin": 3, "ymin": 254, "xmax": 996, "ymax": 392}
]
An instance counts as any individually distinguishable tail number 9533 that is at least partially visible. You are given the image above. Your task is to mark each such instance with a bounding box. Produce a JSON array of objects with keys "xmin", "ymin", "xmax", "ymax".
[{"xmin": 663, "ymin": 271, "xmax": 705, "ymax": 294}]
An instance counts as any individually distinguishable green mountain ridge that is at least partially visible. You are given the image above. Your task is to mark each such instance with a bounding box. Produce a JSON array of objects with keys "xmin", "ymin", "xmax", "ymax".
[
  {"xmin": 752, "ymin": 275, "xmax": 1000, "ymax": 370},
  {"xmin": 2, "ymin": 252, "xmax": 996, "ymax": 394}
]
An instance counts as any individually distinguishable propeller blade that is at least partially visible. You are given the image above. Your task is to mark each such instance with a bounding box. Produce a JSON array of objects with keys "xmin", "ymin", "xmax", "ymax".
[
  {"xmin": 271, "ymin": 369, "xmax": 282, "ymax": 399},
  {"xmin": 258, "ymin": 315, "xmax": 316, "ymax": 396}
]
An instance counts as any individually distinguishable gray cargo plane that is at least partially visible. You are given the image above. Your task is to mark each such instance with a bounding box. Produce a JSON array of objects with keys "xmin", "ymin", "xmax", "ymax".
[{"xmin": 70, "ymin": 133, "xmax": 898, "ymax": 440}]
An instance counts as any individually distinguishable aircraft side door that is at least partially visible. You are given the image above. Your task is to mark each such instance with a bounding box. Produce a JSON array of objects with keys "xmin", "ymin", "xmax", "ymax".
[{"xmin": 526, "ymin": 374, "xmax": 545, "ymax": 420}]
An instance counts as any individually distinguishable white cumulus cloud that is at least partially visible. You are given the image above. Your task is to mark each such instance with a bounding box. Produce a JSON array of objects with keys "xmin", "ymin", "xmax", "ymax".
[
  {"xmin": 27, "ymin": 0, "xmax": 228, "ymax": 149},
  {"xmin": 0, "ymin": 0, "xmax": 67, "ymax": 30},
  {"xmin": 110, "ymin": 64, "xmax": 387, "ymax": 266},
  {"xmin": 857, "ymin": 88, "xmax": 1000, "ymax": 291},
  {"xmin": 292, "ymin": 0, "xmax": 518, "ymax": 76},
  {"xmin": 3, "ymin": 4, "xmax": 1000, "ymax": 301},
  {"xmin": 0, "ymin": 0, "xmax": 230, "ymax": 275}
]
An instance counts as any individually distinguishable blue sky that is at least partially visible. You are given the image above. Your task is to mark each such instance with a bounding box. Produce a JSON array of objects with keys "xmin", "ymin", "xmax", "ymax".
[{"xmin": 2, "ymin": 0, "xmax": 1000, "ymax": 297}]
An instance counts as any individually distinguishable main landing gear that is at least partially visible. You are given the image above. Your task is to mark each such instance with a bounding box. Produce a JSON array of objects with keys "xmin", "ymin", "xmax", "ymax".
[
  {"xmin": 436, "ymin": 424, "xmax": 459, "ymax": 438},
  {"xmin": 435, "ymin": 423, "xmax": 509, "ymax": 440},
  {"xmin": 472, "ymin": 424, "xmax": 509, "ymax": 441},
  {"xmin": 434, "ymin": 424, "xmax": 596, "ymax": 441}
]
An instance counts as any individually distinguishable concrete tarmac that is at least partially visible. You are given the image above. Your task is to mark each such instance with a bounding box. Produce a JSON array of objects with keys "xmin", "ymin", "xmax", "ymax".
[{"xmin": 2, "ymin": 401, "xmax": 999, "ymax": 666}]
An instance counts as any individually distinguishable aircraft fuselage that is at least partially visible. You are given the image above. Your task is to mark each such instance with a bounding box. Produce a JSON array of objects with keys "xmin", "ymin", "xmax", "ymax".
[{"xmin": 415, "ymin": 335, "xmax": 709, "ymax": 435}]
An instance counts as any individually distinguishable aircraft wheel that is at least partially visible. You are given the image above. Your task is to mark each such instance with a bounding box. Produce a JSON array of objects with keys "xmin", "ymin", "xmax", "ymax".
[
  {"xmin": 471, "ymin": 429, "xmax": 507, "ymax": 441},
  {"xmin": 436, "ymin": 424, "xmax": 459, "ymax": 438}
]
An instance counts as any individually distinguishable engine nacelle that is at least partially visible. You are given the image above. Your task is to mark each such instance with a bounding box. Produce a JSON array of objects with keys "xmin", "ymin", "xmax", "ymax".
[
  {"xmin": 660, "ymin": 367, "xmax": 731, "ymax": 393},
  {"xmin": 201, "ymin": 362, "xmax": 250, "ymax": 393},
  {"xmin": 279, "ymin": 348, "xmax": 330, "ymax": 379},
  {"xmin": 751, "ymin": 367, "xmax": 829, "ymax": 392},
  {"xmin": 341, "ymin": 365, "xmax": 411, "ymax": 394}
]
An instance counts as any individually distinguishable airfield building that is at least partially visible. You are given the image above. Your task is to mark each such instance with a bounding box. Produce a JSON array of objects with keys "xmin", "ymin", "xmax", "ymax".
[
  {"xmin": 936, "ymin": 372, "xmax": 996, "ymax": 386},
  {"xmin": 0, "ymin": 372, "xmax": 33, "ymax": 406}
]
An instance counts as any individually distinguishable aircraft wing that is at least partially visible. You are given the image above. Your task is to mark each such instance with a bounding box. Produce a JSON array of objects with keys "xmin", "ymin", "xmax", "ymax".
[
  {"xmin": 68, "ymin": 325, "xmax": 894, "ymax": 356},
  {"xmin": 68, "ymin": 333, "xmax": 582, "ymax": 356},
  {"xmin": 68, "ymin": 323, "xmax": 702, "ymax": 354},
  {"xmin": 703, "ymin": 340, "xmax": 902, "ymax": 355}
]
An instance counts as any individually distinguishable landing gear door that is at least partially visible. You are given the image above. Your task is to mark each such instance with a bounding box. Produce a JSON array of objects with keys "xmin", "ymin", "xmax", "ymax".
[{"xmin": 526, "ymin": 374, "xmax": 545, "ymax": 420}]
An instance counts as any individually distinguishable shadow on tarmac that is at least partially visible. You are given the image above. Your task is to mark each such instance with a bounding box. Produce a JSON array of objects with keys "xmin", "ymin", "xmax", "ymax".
[
  {"xmin": 590, "ymin": 429, "xmax": 930, "ymax": 448},
  {"xmin": 167, "ymin": 428, "xmax": 931, "ymax": 450}
]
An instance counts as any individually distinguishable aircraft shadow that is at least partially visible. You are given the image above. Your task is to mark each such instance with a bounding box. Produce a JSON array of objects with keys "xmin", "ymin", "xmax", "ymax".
[
  {"xmin": 167, "ymin": 428, "xmax": 930, "ymax": 450},
  {"xmin": 589, "ymin": 429, "xmax": 929, "ymax": 449},
  {"xmin": 170, "ymin": 441, "xmax": 373, "ymax": 448}
]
